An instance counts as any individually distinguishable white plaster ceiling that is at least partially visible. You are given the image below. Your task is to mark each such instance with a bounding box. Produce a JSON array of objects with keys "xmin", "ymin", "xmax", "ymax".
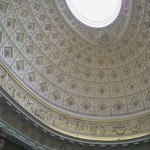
[{"xmin": 0, "ymin": 0, "xmax": 150, "ymax": 119}]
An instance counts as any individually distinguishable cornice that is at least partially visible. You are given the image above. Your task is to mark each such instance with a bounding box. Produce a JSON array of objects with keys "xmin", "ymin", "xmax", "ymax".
[{"xmin": 0, "ymin": 87, "xmax": 150, "ymax": 149}]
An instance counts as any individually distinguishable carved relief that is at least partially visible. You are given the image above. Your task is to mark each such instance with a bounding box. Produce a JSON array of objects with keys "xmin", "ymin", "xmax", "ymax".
[{"xmin": 112, "ymin": 123, "xmax": 127, "ymax": 135}]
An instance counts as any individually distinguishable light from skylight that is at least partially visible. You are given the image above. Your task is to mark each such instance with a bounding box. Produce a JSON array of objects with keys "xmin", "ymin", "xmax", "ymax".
[{"xmin": 66, "ymin": 0, "xmax": 122, "ymax": 28}]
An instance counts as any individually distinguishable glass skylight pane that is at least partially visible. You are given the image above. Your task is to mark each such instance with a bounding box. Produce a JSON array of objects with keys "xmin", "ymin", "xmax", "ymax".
[{"xmin": 66, "ymin": 0, "xmax": 122, "ymax": 27}]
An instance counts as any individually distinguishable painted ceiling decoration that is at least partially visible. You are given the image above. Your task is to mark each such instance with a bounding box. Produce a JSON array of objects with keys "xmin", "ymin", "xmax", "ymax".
[{"xmin": 0, "ymin": 0, "xmax": 150, "ymax": 143}]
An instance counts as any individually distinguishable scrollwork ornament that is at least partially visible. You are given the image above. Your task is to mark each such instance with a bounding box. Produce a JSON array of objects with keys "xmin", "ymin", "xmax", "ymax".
[
  {"xmin": 129, "ymin": 121, "xmax": 140, "ymax": 134},
  {"xmin": 99, "ymin": 126, "xmax": 106, "ymax": 135},
  {"xmin": 112, "ymin": 123, "xmax": 127, "ymax": 135},
  {"xmin": 1, "ymin": 72, "xmax": 9, "ymax": 88}
]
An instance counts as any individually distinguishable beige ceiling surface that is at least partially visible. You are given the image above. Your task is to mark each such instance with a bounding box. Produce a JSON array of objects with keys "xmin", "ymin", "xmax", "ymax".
[{"xmin": 0, "ymin": 0, "xmax": 150, "ymax": 119}]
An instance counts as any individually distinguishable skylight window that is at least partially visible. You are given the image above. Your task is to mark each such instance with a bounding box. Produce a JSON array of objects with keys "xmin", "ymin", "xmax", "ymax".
[{"xmin": 66, "ymin": 0, "xmax": 122, "ymax": 28}]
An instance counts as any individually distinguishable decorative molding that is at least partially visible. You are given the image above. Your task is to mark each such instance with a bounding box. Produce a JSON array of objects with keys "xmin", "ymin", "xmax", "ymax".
[{"xmin": 0, "ymin": 65, "xmax": 150, "ymax": 142}]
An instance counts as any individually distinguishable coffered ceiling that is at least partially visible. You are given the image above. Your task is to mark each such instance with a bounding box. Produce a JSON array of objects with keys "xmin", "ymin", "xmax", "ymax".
[{"xmin": 0, "ymin": 0, "xmax": 150, "ymax": 143}]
